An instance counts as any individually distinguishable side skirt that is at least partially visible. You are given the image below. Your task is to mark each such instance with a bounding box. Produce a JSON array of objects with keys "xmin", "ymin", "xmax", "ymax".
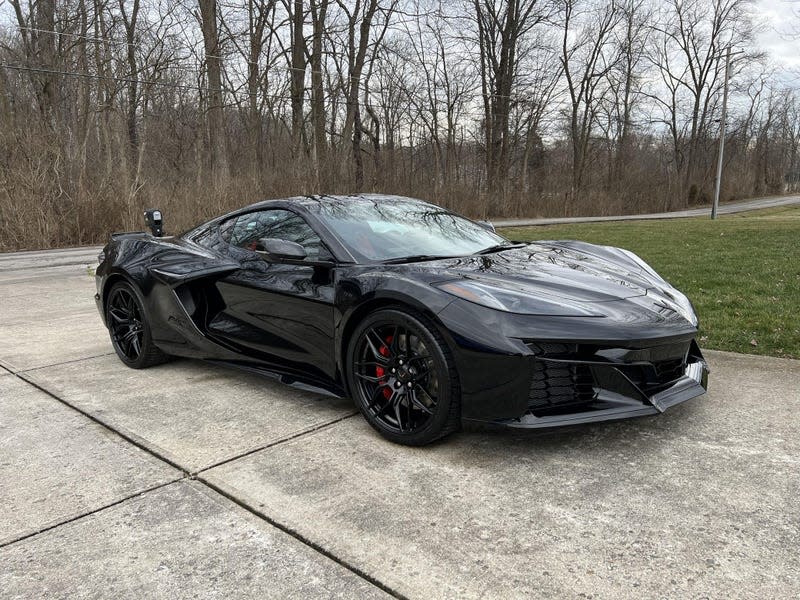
[{"xmin": 203, "ymin": 359, "xmax": 348, "ymax": 399}]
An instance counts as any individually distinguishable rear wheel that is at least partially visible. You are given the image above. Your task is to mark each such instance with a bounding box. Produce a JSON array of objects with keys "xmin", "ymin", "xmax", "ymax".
[
  {"xmin": 106, "ymin": 281, "xmax": 169, "ymax": 369},
  {"xmin": 346, "ymin": 308, "xmax": 460, "ymax": 446}
]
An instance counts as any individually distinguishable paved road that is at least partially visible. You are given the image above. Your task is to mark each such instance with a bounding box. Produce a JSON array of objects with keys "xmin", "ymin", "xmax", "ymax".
[
  {"xmin": 0, "ymin": 245, "xmax": 103, "ymax": 271},
  {"xmin": 493, "ymin": 193, "xmax": 800, "ymax": 227},
  {"xmin": 1, "ymin": 251, "xmax": 799, "ymax": 597}
]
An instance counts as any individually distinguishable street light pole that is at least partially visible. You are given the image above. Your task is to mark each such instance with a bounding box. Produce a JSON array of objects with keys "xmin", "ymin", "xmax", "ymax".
[
  {"xmin": 712, "ymin": 47, "xmax": 744, "ymax": 219},
  {"xmin": 712, "ymin": 46, "xmax": 732, "ymax": 220}
]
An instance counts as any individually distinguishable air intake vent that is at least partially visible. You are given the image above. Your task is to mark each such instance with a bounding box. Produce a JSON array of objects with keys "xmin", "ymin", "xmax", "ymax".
[{"xmin": 528, "ymin": 361, "xmax": 596, "ymax": 416}]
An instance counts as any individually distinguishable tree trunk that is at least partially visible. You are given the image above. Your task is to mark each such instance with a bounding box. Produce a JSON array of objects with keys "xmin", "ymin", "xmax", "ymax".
[
  {"xmin": 340, "ymin": 0, "xmax": 380, "ymax": 149},
  {"xmin": 247, "ymin": 0, "xmax": 268, "ymax": 180},
  {"xmin": 35, "ymin": 0, "xmax": 58, "ymax": 118},
  {"xmin": 120, "ymin": 0, "xmax": 140, "ymax": 154},
  {"xmin": 290, "ymin": 0, "xmax": 306, "ymax": 156},
  {"xmin": 198, "ymin": 0, "xmax": 228, "ymax": 186},
  {"xmin": 310, "ymin": 0, "xmax": 329, "ymax": 188}
]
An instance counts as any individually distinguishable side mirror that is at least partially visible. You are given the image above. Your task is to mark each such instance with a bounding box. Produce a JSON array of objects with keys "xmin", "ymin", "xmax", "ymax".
[
  {"xmin": 476, "ymin": 220, "xmax": 496, "ymax": 233},
  {"xmin": 256, "ymin": 238, "xmax": 308, "ymax": 262},
  {"xmin": 144, "ymin": 209, "xmax": 164, "ymax": 237}
]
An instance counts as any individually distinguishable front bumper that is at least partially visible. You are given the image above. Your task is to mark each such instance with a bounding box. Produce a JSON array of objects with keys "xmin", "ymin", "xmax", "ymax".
[{"xmin": 495, "ymin": 340, "xmax": 709, "ymax": 429}]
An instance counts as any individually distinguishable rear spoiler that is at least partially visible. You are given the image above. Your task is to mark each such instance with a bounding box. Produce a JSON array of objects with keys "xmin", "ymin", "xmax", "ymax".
[{"xmin": 110, "ymin": 231, "xmax": 148, "ymax": 240}]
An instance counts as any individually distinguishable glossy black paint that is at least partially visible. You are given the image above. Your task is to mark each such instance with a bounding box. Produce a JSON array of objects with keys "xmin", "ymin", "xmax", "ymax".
[{"xmin": 95, "ymin": 194, "xmax": 708, "ymax": 427}]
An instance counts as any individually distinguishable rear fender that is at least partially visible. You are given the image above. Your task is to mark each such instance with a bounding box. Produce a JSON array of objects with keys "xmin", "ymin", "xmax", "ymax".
[{"xmin": 102, "ymin": 237, "xmax": 242, "ymax": 360}]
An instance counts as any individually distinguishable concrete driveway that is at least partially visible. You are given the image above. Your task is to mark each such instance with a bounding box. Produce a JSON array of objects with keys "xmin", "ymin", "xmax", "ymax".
[{"xmin": 1, "ymin": 253, "xmax": 798, "ymax": 599}]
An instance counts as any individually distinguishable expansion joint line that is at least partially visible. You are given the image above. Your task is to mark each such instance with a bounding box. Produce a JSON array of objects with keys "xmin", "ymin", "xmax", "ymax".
[
  {"xmin": 0, "ymin": 479, "xmax": 182, "ymax": 549},
  {"xmin": 197, "ymin": 475, "xmax": 410, "ymax": 600},
  {"xmin": 6, "ymin": 374, "xmax": 399, "ymax": 597},
  {"xmin": 193, "ymin": 411, "xmax": 360, "ymax": 475},
  {"xmin": 14, "ymin": 371, "xmax": 189, "ymax": 474}
]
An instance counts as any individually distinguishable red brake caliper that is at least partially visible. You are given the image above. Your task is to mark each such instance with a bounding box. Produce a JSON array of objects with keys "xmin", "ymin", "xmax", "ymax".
[{"xmin": 375, "ymin": 335, "xmax": 393, "ymax": 400}]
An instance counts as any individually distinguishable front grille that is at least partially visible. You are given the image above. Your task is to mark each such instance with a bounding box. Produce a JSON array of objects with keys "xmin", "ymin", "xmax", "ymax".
[
  {"xmin": 528, "ymin": 361, "xmax": 596, "ymax": 416},
  {"xmin": 524, "ymin": 340, "xmax": 691, "ymax": 417}
]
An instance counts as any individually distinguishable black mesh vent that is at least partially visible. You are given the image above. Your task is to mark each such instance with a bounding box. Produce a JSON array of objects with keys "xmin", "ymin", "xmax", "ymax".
[{"xmin": 528, "ymin": 361, "xmax": 596, "ymax": 416}]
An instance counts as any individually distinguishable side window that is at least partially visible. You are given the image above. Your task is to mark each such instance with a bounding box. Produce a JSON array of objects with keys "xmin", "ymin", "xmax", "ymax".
[{"xmin": 222, "ymin": 209, "xmax": 328, "ymax": 260}]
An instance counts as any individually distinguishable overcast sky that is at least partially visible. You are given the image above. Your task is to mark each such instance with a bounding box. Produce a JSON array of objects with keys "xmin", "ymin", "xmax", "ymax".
[{"xmin": 755, "ymin": 0, "xmax": 799, "ymax": 75}]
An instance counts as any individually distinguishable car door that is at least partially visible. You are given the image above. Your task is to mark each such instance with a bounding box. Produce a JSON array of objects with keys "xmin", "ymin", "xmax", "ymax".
[{"xmin": 207, "ymin": 208, "xmax": 337, "ymax": 380}]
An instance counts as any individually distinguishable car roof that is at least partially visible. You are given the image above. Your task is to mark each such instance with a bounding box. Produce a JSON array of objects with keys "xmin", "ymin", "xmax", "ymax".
[{"xmin": 188, "ymin": 194, "xmax": 437, "ymax": 240}]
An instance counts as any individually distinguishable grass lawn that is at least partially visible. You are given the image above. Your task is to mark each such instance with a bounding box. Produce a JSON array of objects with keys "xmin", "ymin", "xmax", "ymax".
[{"xmin": 498, "ymin": 206, "xmax": 800, "ymax": 360}]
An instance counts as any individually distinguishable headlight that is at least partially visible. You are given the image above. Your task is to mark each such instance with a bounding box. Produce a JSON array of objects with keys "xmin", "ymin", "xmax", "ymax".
[{"xmin": 433, "ymin": 279, "xmax": 602, "ymax": 316}]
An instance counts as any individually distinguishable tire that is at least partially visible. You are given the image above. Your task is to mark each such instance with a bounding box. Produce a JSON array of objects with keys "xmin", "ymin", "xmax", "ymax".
[
  {"xmin": 346, "ymin": 307, "xmax": 461, "ymax": 446},
  {"xmin": 106, "ymin": 281, "xmax": 170, "ymax": 369}
]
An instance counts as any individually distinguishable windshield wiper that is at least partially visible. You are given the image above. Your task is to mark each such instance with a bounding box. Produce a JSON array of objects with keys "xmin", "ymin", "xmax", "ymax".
[
  {"xmin": 383, "ymin": 245, "xmax": 525, "ymax": 264},
  {"xmin": 475, "ymin": 243, "xmax": 526, "ymax": 255},
  {"xmin": 382, "ymin": 254, "xmax": 457, "ymax": 265}
]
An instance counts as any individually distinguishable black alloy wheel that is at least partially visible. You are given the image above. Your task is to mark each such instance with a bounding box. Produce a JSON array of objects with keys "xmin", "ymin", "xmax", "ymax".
[
  {"xmin": 348, "ymin": 308, "xmax": 460, "ymax": 445},
  {"xmin": 106, "ymin": 281, "xmax": 169, "ymax": 369}
]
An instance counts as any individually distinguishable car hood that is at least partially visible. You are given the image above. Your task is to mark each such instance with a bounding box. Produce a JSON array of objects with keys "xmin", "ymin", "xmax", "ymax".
[
  {"xmin": 386, "ymin": 240, "xmax": 699, "ymax": 324},
  {"xmin": 400, "ymin": 241, "xmax": 662, "ymax": 304}
]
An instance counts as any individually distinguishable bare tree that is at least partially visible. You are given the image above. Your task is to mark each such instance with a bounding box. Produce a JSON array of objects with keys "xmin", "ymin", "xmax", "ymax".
[
  {"xmin": 288, "ymin": 0, "xmax": 306, "ymax": 154},
  {"xmin": 8, "ymin": 0, "xmax": 58, "ymax": 116},
  {"xmin": 0, "ymin": 0, "xmax": 796, "ymax": 251},
  {"xmin": 403, "ymin": 4, "xmax": 476, "ymax": 191},
  {"xmin": 514, "ymin": 42, "xmax": 561, "ymax": 204},
  {"xmin": 607, "ymin": 0, "xmax": 650, "ymax": 188},
  {"xmin": 473, "ymin": 0, "xmax": 550, "ymax": 207},
  {"xmin": 558, "ymin": 0, "xmax": 622, "ymax": 195},
  {"xmin": 119, "ymin": 0, "xmax": 141, "ymax": 152},
  {"xmin": 650, "ymin": 0, "xmax": 756, "ymax": 205},
  {"xmin": 335, "ymin": 0, "xmax": 396, "ymax": 187},
  {"xmin": 198, "ymin": 0, "xmax": 229, "ymax": 184},
  {"xmin": 310, "ymin": 0, "xmax": 329, "ymax": 185}
]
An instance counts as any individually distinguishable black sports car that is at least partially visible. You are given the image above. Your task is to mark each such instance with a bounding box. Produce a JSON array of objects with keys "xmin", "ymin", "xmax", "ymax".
[{"xmin": 95, "ymin": 194, "xmax": 708, "ymax": 445}]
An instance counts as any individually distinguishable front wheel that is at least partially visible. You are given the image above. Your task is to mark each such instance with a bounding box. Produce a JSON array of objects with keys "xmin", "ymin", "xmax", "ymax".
[
  {"xmin": 346, "ymin": 308, "xmax": 461, "ymax": 446},
  {"xmin": 106, "ymin": 281, "xmax": 170, "ymax": 369}
]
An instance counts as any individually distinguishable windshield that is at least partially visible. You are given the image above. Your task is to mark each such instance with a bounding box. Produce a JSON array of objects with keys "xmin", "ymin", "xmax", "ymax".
[{"xmin": 309, "ymin": 198, "xmax": 510, "ymax": 262}]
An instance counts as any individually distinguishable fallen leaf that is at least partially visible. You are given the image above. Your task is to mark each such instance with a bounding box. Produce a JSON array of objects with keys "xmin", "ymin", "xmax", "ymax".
[{"xmin": 749, "ymin": 339, "xmax": 758, "ymax": 347}]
